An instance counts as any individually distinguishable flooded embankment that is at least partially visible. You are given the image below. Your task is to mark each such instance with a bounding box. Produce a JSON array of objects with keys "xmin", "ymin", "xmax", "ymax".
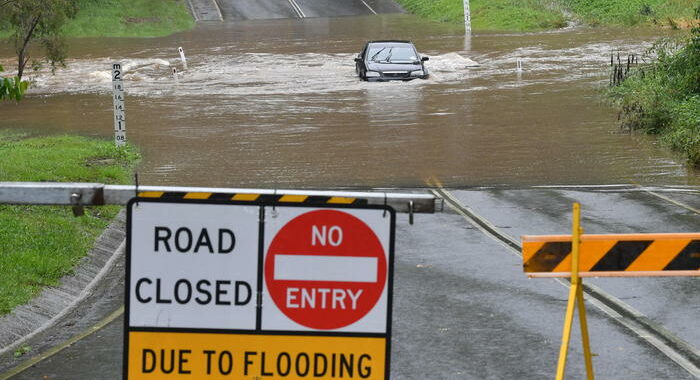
[{"xmin": 0, "ymin": 15, "xmax": 696, "ymax": 188}]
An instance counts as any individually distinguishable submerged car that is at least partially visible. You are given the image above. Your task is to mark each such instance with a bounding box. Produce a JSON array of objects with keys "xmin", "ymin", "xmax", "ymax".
[{"xmin": 354, "ymin": 40, "xmax": 429, "ymax": 81}]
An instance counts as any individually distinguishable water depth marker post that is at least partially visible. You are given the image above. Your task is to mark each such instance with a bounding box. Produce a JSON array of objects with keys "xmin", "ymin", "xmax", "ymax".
[
  {"xmin": 112, "ymin": 63, "xmax": 126, "ymax": 147},
  {"xmin": 463, "ymin": 0, "xmax": 471, "ymax": 34}
]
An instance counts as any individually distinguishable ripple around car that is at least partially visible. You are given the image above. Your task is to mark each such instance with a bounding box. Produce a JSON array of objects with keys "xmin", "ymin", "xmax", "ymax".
[{"xmin": 354, "ymin": 40, "xmax": 429, "ymax": 81}]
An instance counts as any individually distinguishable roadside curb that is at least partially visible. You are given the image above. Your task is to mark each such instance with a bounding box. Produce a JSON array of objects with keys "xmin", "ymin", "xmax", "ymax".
[
  {"xmin": 431, "ymin": 186, "xmax": 700, "ymax": 378},
  {"xmin": 0, "ymin": 210, "xmax": 126, "ymax": 357}
]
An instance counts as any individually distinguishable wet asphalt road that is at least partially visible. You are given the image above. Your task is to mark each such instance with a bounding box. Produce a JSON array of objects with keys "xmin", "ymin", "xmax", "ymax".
[
  {"xmin": 2, "ymin": 187, "xmax": 698, "ymax": 379},
  {"xmin": 214, "ymin": 0, "xmax": 402, "ymax": 20}
]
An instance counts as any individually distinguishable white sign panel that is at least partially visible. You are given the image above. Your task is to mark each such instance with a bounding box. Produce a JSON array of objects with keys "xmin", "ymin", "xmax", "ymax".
[
  {"xmin": 128, "ymin": 201, "xmax": 260, "ymax": 329},
  {"xmin": 112, "ymin": 63, "xmax": 126, "ymax": 147}
]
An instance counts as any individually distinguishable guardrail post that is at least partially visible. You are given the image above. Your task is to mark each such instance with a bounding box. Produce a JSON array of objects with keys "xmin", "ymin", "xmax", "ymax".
[{"xmin": 70, "ymin": 192, "xmax": 84, "ymax": 217}]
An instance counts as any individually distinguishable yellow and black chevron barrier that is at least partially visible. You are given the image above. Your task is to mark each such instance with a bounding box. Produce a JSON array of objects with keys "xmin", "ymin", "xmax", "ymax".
[
  {"xmin": 137, "ymin": 191, "xmax": 365, "ymax": 206},
  {"xmin": 524, "ymin": 204, "xmax": 699, "ymax": 380},
  {"xmin": 523, "ymin": 233, "xmax": 700, "ymax": 277}
]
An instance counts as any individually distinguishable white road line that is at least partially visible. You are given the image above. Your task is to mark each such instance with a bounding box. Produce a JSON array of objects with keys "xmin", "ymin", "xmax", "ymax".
[
  {"xmin": 360, "ymin": 0, "xmax": 377, "ymax": 15},
  {"xmin": 211, "ymin": 0, "xmax": 224, "ymax": 21},
  {"xmin": 431, "ymin": 184, "xmax": 700, "ymax": 378},
  {"xmin": 185, "ymin": 0, "xmax": 199, "ymax": 22},
  {"xmin": 288, "ymin": 0, "xmax": 306, "ymax": 18},
  {"xmin": 644, "ymin": 189, "xmax": 700, "ymax": 214}
]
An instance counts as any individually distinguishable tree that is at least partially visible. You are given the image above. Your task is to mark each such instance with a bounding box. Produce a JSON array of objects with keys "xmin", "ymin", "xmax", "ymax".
[
  {"xmin": 3, "ymin": 0, "xmax": 78, "ymax": 80},
  {"xmin": 0, "ymin": 0, "xmax": 77, "ymax": 100}
]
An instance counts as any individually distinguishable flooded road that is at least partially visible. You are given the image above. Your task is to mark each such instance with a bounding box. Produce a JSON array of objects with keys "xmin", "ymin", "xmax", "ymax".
[{"xmin": 0, "ymin": 15, "xmax": 697, "ymax": 188}]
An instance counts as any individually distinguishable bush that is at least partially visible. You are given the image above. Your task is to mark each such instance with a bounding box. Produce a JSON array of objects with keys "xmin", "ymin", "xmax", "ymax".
[
  {"xmin": 661, "ymin": 96, "xmax": 700, "ymax": 163},
  {"xmin": 608, "ymin": 6, "xmax": 700, "ymax": 165},
  {"xmin": 0, "ymin": 65, "xmax": 29, "ymax": 101}
]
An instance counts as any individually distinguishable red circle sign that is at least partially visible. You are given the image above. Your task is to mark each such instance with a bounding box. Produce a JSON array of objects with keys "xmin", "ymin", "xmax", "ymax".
[{"xmin": 265, "ymin": 210, "xmax": 387, "ymax": 330}]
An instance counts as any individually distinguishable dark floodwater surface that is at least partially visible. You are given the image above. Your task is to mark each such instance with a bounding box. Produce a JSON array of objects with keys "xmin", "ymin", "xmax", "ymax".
[{"xmin": 1, "ymin": 15, "xmax": 697, "ymax": 189}]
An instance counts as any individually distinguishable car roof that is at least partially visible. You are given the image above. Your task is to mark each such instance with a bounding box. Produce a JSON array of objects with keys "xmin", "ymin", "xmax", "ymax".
[
  {"xmin": 366, "ymin": 41, "xmax": 415, "ymax": 49},
  {"xmin": 369, "ymin": 40, "xmax": 412, "ymax": 44},
  {"xmin": 367, "ymin": 40, "xmax": 414, "ymax": 46}
]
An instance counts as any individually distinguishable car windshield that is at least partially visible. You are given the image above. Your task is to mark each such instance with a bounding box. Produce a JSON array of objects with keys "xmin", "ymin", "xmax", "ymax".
[{"xmin": 368, "ymin": 46, "xmax": 418, "ymax": 63}]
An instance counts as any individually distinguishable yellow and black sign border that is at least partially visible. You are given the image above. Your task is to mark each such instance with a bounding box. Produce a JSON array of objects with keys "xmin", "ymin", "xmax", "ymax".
[{"xmin": 124, "ymin": 197, "xmax": 396, "ymax": 379}]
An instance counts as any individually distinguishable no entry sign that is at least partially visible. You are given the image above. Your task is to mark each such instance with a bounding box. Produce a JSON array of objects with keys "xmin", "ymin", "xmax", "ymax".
[
  {"xmin": 264, "ymin": 209, "xmax": 389, "ymax": 331},
  {"xmin": 125, "ymin": 199, "xmax": 394, "ymax": 380}
]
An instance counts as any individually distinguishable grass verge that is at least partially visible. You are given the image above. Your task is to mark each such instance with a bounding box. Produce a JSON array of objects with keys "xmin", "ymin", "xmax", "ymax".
[
  {"xmin": 0, "ymin": 0, "xmax": 194, "ymax": 38},
  {"xmin": 63, "ymin": 0, "xmax": 195, "ymax": 37},
  {"xmin": 394, "ymin": 0, "xmax": 567, "ymax": 31},
  {"xmin": 0, "ymin": 130, "xmax": 139, "ymax": 315},
  {"xmin": 562, "ymin": 0, "xmax": 698, "ymax": 28},
  {"xmin": 607, "ymin": 16, "xmax": 700, "ymax": 166},
  {"xmin": 394, "ymin": 0, "xmax": 698, "ymax": 31}
]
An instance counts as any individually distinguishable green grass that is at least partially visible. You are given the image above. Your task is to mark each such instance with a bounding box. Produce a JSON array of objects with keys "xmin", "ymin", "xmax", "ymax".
[
  {"xmin": 562, "ymin": 0, "xmax": 698, "ymax": 27},
  {"xmin": 63, "ymin": 0, "xmax": 195, "ymax": 37},
  {"xmin": 395, "ymin": 0, "xmax": 568, "ymax": 31},
  {"xmin": 0, "ymin": 0, "xmax": 194, "ymax": 38},
  {"xmin": 0, "ymin": 130, "xmax": 139, "ymax": 314},
  {"xmin": 395, "ymin": 0, "xmax": 698, "ymax": 31}
]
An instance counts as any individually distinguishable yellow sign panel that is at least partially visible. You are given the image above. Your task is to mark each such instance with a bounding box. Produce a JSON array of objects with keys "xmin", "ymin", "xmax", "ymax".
[{"xmin": 127, "ymin": 331, "xmax": 387, "ymax": 379}]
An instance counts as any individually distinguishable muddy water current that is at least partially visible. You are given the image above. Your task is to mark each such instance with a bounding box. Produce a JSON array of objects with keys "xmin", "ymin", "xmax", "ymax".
[{"xmin": 1, "ymin": 15, "xmax": 697, "ymax": 189}]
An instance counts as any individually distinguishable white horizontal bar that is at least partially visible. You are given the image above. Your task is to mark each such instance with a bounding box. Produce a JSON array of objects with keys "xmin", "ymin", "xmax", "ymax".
[
  {"xmin": 274, "ymin": 255, "xmax": 378, "ymax": 283},
  {"xmin": 107, "ymin": 184, "xmax": 435, "ymax": 200},
  {"xmin": 0, "ymin": 182, "xmax": 436, "ymax": 213}
]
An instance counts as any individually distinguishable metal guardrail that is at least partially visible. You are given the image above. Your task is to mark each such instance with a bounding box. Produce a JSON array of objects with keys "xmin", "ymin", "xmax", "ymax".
[{"xmin": 0, "ymin": 182, "xmax": 436, "ymax": 214}]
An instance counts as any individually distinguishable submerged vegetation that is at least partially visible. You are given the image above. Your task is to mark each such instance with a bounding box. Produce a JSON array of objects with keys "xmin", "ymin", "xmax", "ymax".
[
  {"xmin": 0, "ymin": 65, "xmax": 28, "ymax": 101},
  {"xmin": 0, "ymin": 131, "xmax": 139, "ymax": 314},
  {"xmin": 608, "ymin": 7, "xmax": 700, "ymax": 166},
  {"xmin": 394, "ymin": 0, "xmax": 699, "ymax": 31}
]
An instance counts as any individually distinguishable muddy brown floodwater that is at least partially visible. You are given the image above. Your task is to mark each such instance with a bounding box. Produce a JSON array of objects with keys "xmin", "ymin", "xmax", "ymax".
[{"xmin": 0, "ymin": 14, "xmax": 697, "ymax": 189}]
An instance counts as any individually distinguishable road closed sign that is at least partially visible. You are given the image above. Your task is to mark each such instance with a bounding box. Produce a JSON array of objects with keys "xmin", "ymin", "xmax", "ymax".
[{"xmin": 125, "ymin": 198, "xmax": 395, "ymax": 380}]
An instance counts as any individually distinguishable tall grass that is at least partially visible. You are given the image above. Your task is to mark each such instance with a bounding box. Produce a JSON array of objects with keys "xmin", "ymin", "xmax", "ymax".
[{"xmin": 608, "ymin": 8, "xmax": 700, "ymax": 165}]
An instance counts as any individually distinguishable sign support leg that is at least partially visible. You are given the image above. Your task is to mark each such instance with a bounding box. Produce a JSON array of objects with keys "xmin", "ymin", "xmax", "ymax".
[
  {"xmin": 555, "ymin": 203, "xmax": 595, "ymax": 380},
  {"xmin": 555, "ymin": 277, "xmax": 578, "ymax": 379},
  {"xmin": 577, "ymin": 281, "xmax": 595, "ymax": 379}
]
